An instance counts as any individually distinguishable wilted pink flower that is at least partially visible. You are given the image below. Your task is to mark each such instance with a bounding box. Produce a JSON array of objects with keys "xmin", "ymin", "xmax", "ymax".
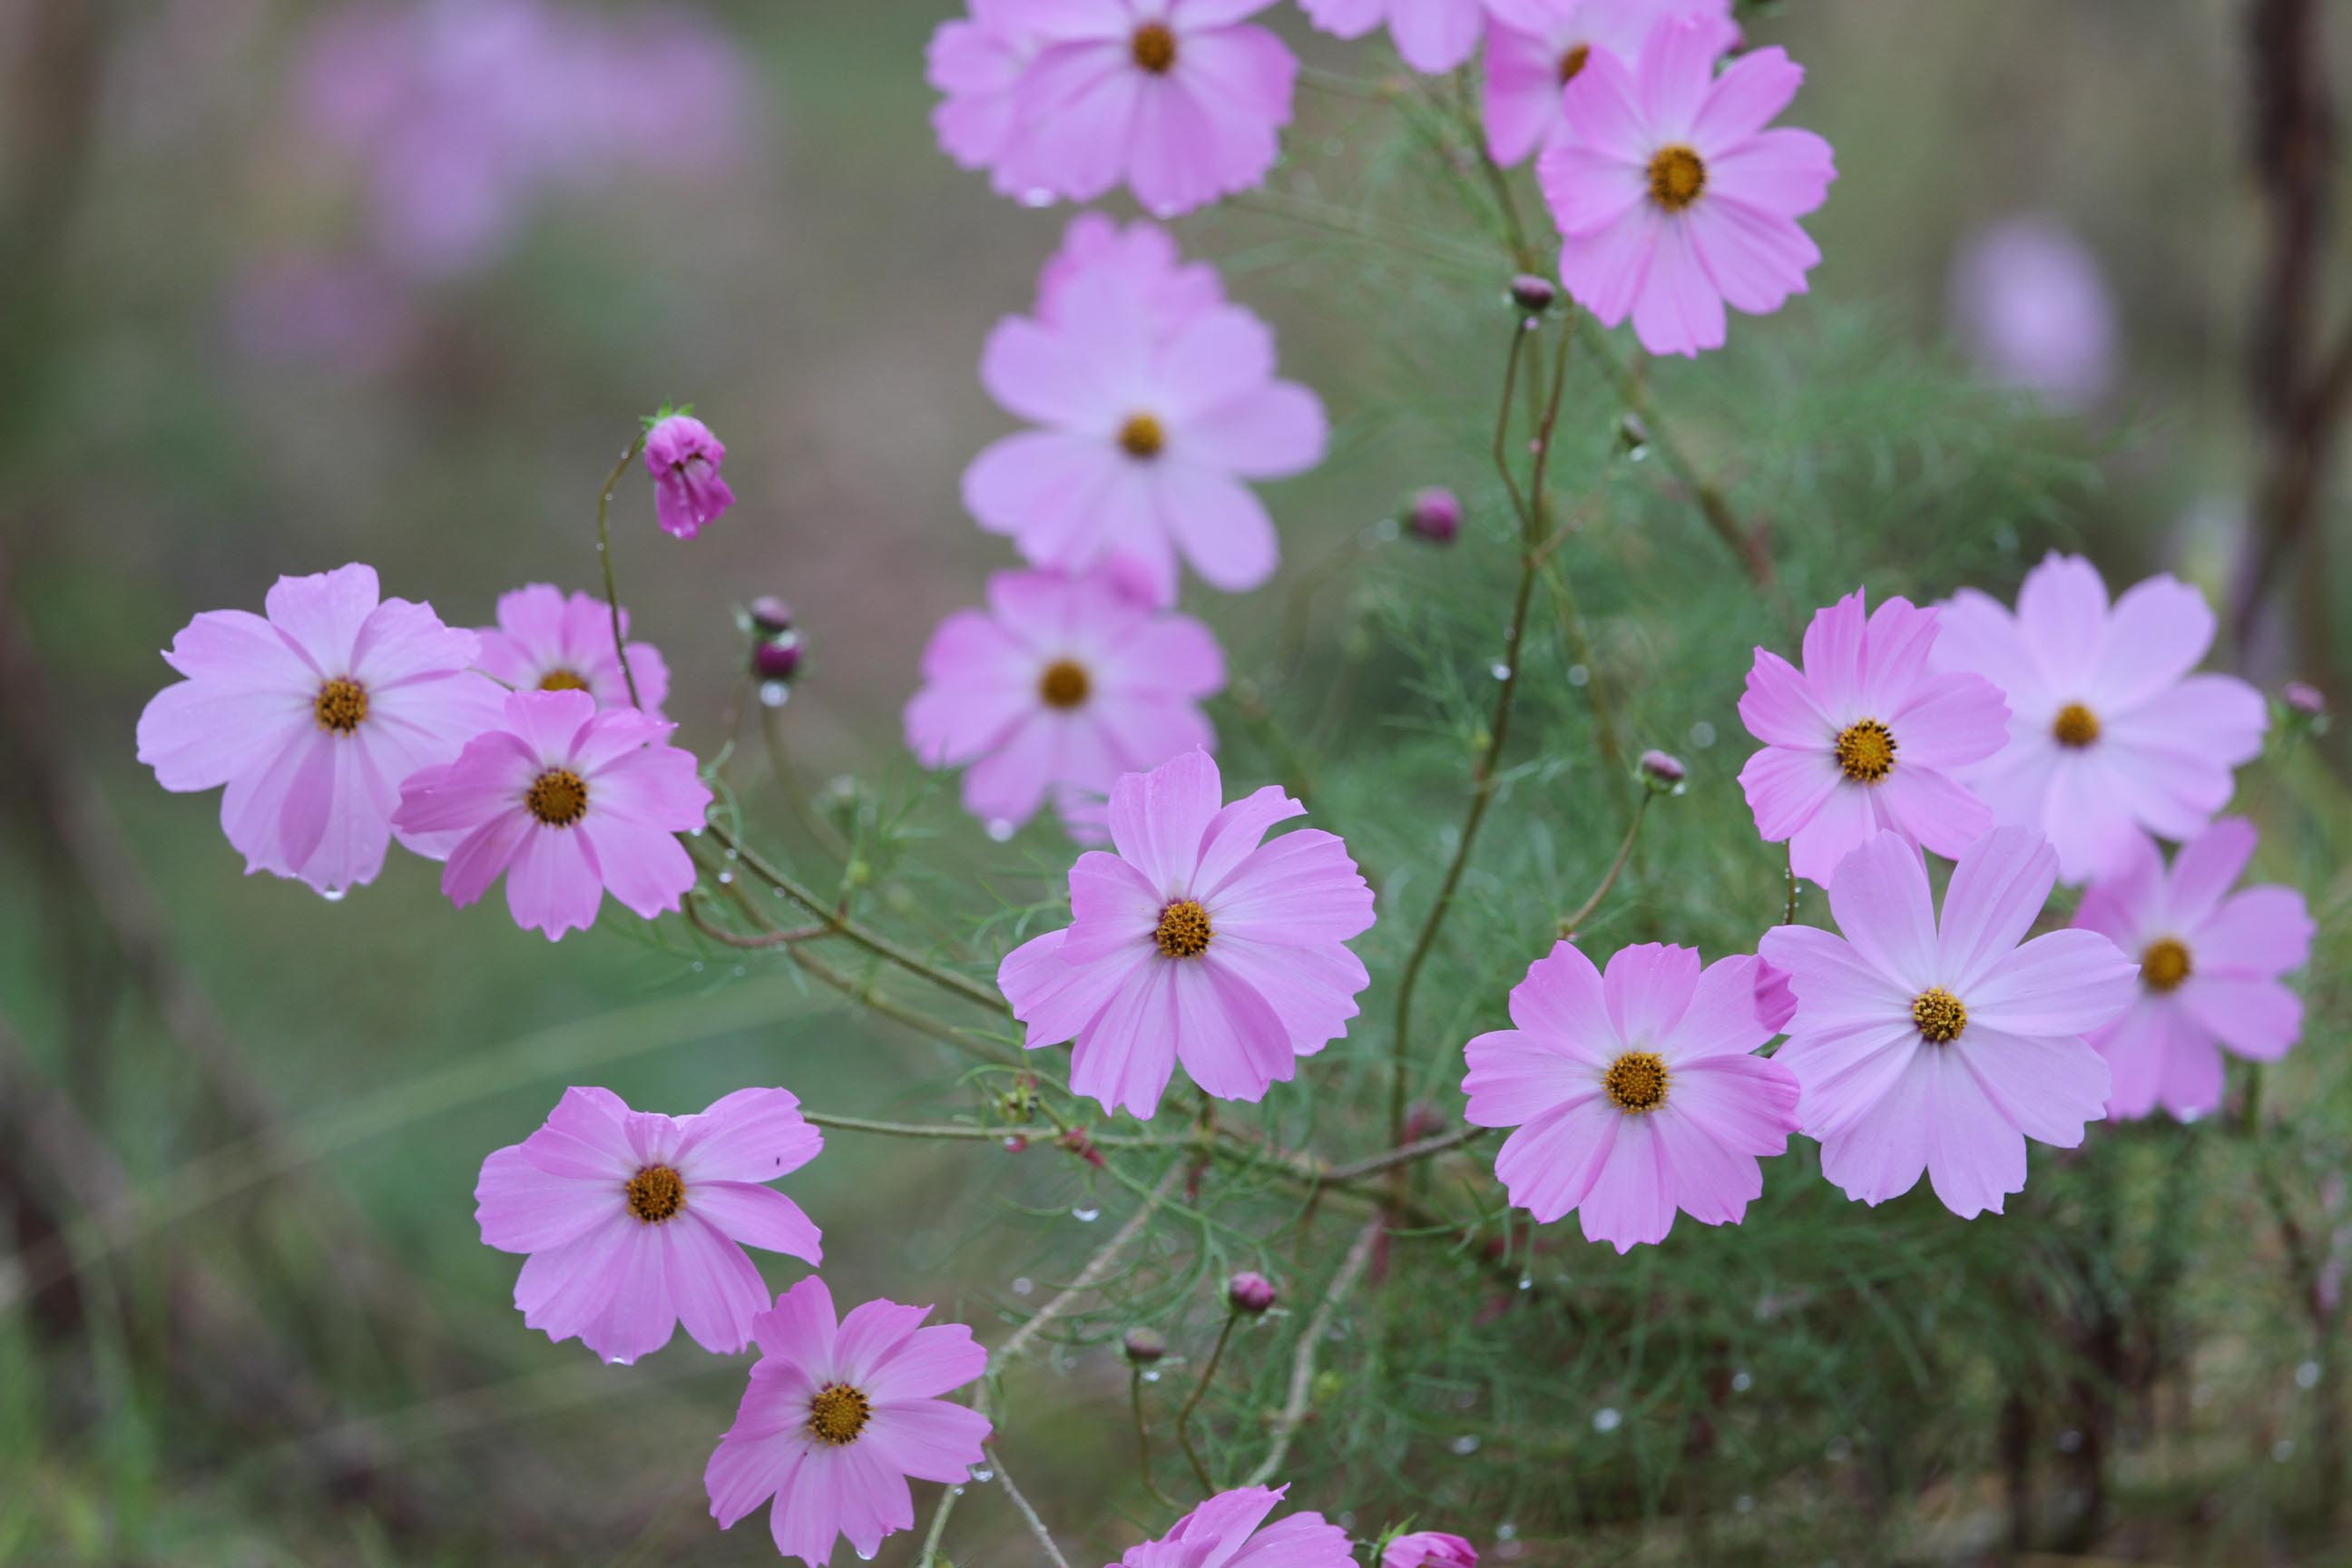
[
  {"xmin": 1737, "ymin": 589, "xmax": 2010, "ymax": 886},
  {"xmin": 643, "ymin": 413, "xmax": 735, "ymax": 539},
  {"xmin": 2074, "ymin": 818, "xmax": 2313, "ymax": 1121},
  {"xmin": 706, "ymin": 1278, "xmax": 991, "ymax": 1566},
  {"xmin": 476, "ymin": 583, "xmax": 669, "ymax": 718},
  {"xmin": 1463, "ymin": 942, "xmax": 1800, "ymax": 1251},
  {"xmin": 1484, "ymin": 0, "xmax": 1737, "ymax": 166},
  {"xmin": 136, "ymin": 564, "xmax": 504, "ymax": 897},
  {"xmin": 475, "ymin": 1086, "xmax": 822, "ymax": 1364},
  {"xmin": 1013, "ymin": 0, "xmax": 1298, "ymax": 217},
  {"xmin": 927, "ymin": 0, "xmax": 1049, "ymax": 197},
  {"xmin": 1537, "ymin": 18, "xmax": 1835, "ymax": 357},
  {"xmin": 1760, "ymin": 828, "xmax": 2136, "ymax": 1218},
  {"xmin": 1037, "ymin": 212, "xmax": 1224, "ymax": 337},
  {"xmin": 1302, "ymin": 0, "xmax": 1484, "ymax": 74},
  {"xmin": 392, "ymin": 689, "xmax": 710, "ymax": 939},
  {"xmin": 904, "ymin": 570, "xmax": 1224, "ymax": 839},
  {"xmin": 1385, "ymin": 1532, "xmax": 1479, "ymax": 1568},
  {"xmin": 1934, "ymin": 554, "xmax": 2269, "ymax": 883},
  {"xmin": 1112, "ymin": 1485, "xmax": 1355, "ymax": 1568},
  {"xmin": 964, "ymin": 267, "xmax": 1325, "ymax": 604},
  {"xmin": 1949, "ymin": 216, "xmax": 2118, "ymax": 412},
  {"xmin": 998, "ymin": 750, "xmax": 1374, "ymax": 1118}
]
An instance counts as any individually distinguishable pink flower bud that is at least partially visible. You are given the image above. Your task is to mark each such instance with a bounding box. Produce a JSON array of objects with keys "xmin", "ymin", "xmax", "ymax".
[
  {"xmin": 2284, "ymin": 680, "xmax": 2327, "ymax": 716},
  {"xmin": 1226, "ymin": 1270, "xmax": 1277, "ymax": 1314},
  {"xmin": 643, "ymin": 413, "xmax": 735, "ymax": 540},
  {"xmin": 1638, "ymin": 750, "xmax": 1686, "ymax": 789},
  {"xmin": 1384, "ymin": 1532, "xmax": 1479, "ymax": 1568},
  {"xmin": 1122, "ymin": 1328, "xmax": 1167, "ymax": 1364},
  {"xmin": 1508, "ymin": 275, "xmax": 1556, "ymax": 313},
  {"xmin": 1407, "ymin": 487, "xmax": 1462, "ymax": 544},
  {"xmin": 752, "ymin": 632, "xmax": 802, "ymax": 681},
  {"xmin": 750, "ymin": 595, "xmax": 794, "ymax": 634}
]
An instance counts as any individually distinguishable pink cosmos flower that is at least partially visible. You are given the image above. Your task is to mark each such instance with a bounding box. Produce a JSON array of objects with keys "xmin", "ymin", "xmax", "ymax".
[
  {"xmin": 1013, "ymin": 0, "xmax": 1298, "ymax": 218},
  {"xmin": 476, "ymin": 583, "xmax": 669, "ymax": 719},
  {"xmin": 1037, "ymin": 211, "xmax": 1224, "ymax": 338},
  {"xmin": 1759, "ymin": 828, "xmax": 2137, "ymax": 1218},
  {"xmin": 1385, "ymin": 1530, "xmax": 1480, "ymax": 1568},
  {"xmin": 391, "ymin": 689, "xmax": 711, "ymax": 939},
  {"xmin": 705, "ymin": 1277, "xmax": 991, "ymax": 1567},
  {"xmin": 2074, "ymin": 818, "xmax": 2314, "ymax": 1121},
  {"xmin": 1737, "ymin": 588, "xmax": 2011, "ymax": 886},
  {"xmin": 1537, "ymin": 18, "xmax": 1835, "ymax": 357},
  {"xmin": 904, "ymin": 569, "xmax": 1224, "ymax": 839},
  {"xmin": 475, "ymin": 1085, "xmax": 822, "ymax": 1364},
  {"xmin": 1462, "ymin": 942, "xmax": 1800, "ymax": 1251},
  {"xmin": 1112, "ymin": 1485, "xmax": 1355, "ymax": 1568},
  {"xmin": 1301, "ymin": 0, "xmax": 1484, "ymax": 74},
  {"xmin": 997, "ymin": 750, "xmax": 1374, "ymax": 1118},
  {"xmin": 926, "ymin": 0, "xmax": 1049, "ymax": 197},
  {"xmin": 135, "ymin": 563, "xmax": 505, "ymax": 897},
  {"xmin": 1933, "ymin": 553, "xmax": 2269, "ymax": 884},
  {"xmin": 1483, "ymin": 0, "xmax": 1738, "ymax": 166},
  {"xmin": 964, "ymin": 267, "xmax": 1326, "ymax": 604},
  {"xmin": 643, "ymin": 412, "xmax": 735, "ymax": 539},
  {"xmin": 1949, "ymin": 216, "xmax": 2119, "ymax": 413}
]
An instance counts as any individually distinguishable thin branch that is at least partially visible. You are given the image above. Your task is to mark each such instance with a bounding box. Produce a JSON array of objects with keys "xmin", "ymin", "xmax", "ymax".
[
  {"xmin": 1558, "ymin": 789, "xmax": 1651, "ymax": 937},
  {"xmin": 980, "ymin": 1445, "xmax": 1070, "ymax": 1568},
  {"xmin": 1316, "ymin": 1123, "xmax": 1490, "ymax": 1185},
  {"xmin": 1244, "ymin": 1217, "xmax": 1383, "ymax": 1486},
  {"xmin": 1175, "ymin": 1312, "xmax": 1240, "ymax": 1492},
  {"xmin": 681, "ymin": 895, "xmax": 828, "ymax": 950},
  {"xmin": 593, "ymin": 434, "xmax": 649, "ymax": 710}
]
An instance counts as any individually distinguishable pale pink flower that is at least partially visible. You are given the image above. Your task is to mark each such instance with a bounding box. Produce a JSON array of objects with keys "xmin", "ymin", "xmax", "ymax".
[
  {"xmin": 1483, "ymin": 0, "xmax": 1737, "ymax": 166},
  {"xmin": 1537, "ymin": 18, "xmax": 1835, "ymax": 356},
  {"xmin": 1737, "ymin": 588, "xmax": 2010, "ymax": 886},
  {"xmin": 1462, "ymin": 942, "xmax": 1800, "ymax": 1251},
  {"xmin": 476, "ymin": 583, "xmax": 669, "ymax": 718},
  {"xmin": 2074, "ymin": 818, "xmax": 2313, "ymax": 1121},
  {"xmin": 1014, "ymin": 0, "xmax": 1298, "ymax": 218},
  {"xmin": 1385, "ymin": 1532, "xmax": 1479, "ymax": 1568},
  {"xmin": 392, "ymin": 689, "xmax": 710, "ymax": 939},
  {"xmin": 964, "ymin": 266, "xmax": 1325, "ymax": 604},
  {"xmin": 998, "ymin": 750, "xmax": 1374, "ymax": 1118},
  {"xmin": 135, "ymin": 563, "xmax": 505, "ymax": 897},
  {"xmin": 926, "ymin": 0, "xmax": 1050, "ymax": 197},
  {"xmin": 1302, "ymin": 0, "xmax": 1485, "ymax": 74},
  {"xmin": 1949, "ymin": 216, "xmax": 2119, "ymax": 412},
  {"xmin": 1759, "ymin": 828, "xmax": 2137, "ymax": 1218},
  {"xmin": 1112, "ymin": 1485, "xmax": 1355, "ymax": 1568},
  {"xmin": 475, "ymin": 1086, "xmax": 822, "ymax": 1364},
  {"xmin": 643, "ymin": 412, "xmax": 734, "ymax": 539},
  {"xmin": 1933, "ymin": 553, "xmax": 2269, "ymax": 883},
  {"xmin": 904, "ymin": 570, "xmax": 1224, "ymax": 839},
  {"xmin": 706, "ymin": 1278, "xmax": 991, "ymax": 1567},
  {"xmin": 1037, "ymin": 211, "xmax": 1224, "ymax": 338}
]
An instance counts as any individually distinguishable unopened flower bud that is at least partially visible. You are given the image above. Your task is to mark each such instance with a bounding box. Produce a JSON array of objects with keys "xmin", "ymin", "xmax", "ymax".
[
  {"xmin": 1638, "ymin": 750, "xmax": 1686, "ymax": 791},
  {"xmin": 1406, "ymin": 487, "xmax": 1462, "ymax": 545},
  {"xmin": 750, "ymin": 595, "xmax": 795, "ymax": 634},
  {"xmin": 1509, "ymin": 274, "xmax": 1557, "ymax": 313},
  {"xmin": 2283, "ymin": 680, "xmax": 2326, "ymax": 717},
  {"xmin": 1227, "ymin": 1270, "xmax": 1277, "ymax": 1315},
  {"xmin": 1122, "ymin": 1328, "xmax": 1167, "ymax": 1365},
  {"xmin": 752, "ymin": 632, "xmax": 803, "ymax": 681}
]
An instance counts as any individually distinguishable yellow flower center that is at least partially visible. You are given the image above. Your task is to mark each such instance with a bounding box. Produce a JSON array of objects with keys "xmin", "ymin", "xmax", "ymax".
[
  {"xmin": 1154, "ymin": 898, "xmax": 1213, "ymax": 959},
  {"xmin": 2141, "ymin": 936, "xmax": 2192, "ymax": 994},
  {"xmin": 1131, "ymin": 22, "xmax": 1177, "ymax": 74},
  {"xmin": 1557, "ymin": 42, "xmax": 1591, "ymax": 83},
  {"xmin": 624, "ymin": 1164, "xmax": 685, "ymax": 1223},
  {"xmin": 1911, "ymin": 987, "xmax": 1968, "ymax": 1044},
  {"xmin": 807, "ymin": 1382, "xmax": 873, "ymax": 1445},
  {"xmin": 1038, "ymin": 659, "xmax": 1091, "ymax": 710},
  {"xmin": 312, "ymin": 677, "xmax": 369, "ymax": 734},
  {"xmin": 525, "ymin": 768, "xmax": 590, "ymax": 827},
  {"xmin": 1648, "ymin": 144, "xmax": 1707, "ymax": 211},
  {"xmin": 1602, "ymin": 1050, "xmax": 1671, "ymax": 1113},
  {"xmin": 1834, "ymin": 719, "xmax": 1898, "ymax": 783},
  {"xmin": 537, "ymin": 669, "xmax": 592, "ymax": 692},
  {"xmin": 1119, "ymin": 413, "xmax": 1166, "ymax": 459},
  {"xmin": 2052, "ymin": 702, "xmax": 2102, "ymax": 749}
]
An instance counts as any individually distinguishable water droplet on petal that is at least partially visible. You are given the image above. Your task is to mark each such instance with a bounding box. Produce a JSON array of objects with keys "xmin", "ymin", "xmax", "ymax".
[{"xmin": 318, "ymin": 885, "xmax": 348, "ymax": 903}]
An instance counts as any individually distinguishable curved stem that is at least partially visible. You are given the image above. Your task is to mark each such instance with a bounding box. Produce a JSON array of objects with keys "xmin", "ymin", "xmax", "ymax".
[
  {"xmin": 1174, "ymin": 1313, "xmax": 1240, "ymax": 1493},
  {"xmin": 1558, "ymin": 790, "xmax": 1651, "ymax": 938},
  {"xmin": 593, "ymin": 434, "xmax": 649, "ymax": 710},
  {"xmin": 982, "ymin": 1445, "xmax": 1070, "ymax": 1568},
  {"xmin": 1130, "ymin": 1368, "xmax": 1178, "ymax": 1509}
]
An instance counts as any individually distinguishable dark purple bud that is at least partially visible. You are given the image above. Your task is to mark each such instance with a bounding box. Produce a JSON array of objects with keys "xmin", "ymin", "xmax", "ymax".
[
  {"xmin": 1404, "ymin": 1100, "xmax": 1448, "ymax": 1142},
  {"xmin": 1226, "ymin": 1270, "xmax": 1277, "ymax": 1315},
  {"xmin": 1122, "ymin": 1328, "xmax": 1167, "ymax": 1365},
  {"xmin": 750, "ymin": 595, "xmax": 795, "ymax": 634},
  {"xmin": 1406, "ymin": 487, "xmax": 1462, "ymax": 545},
  {"xmin": 1638, "ymin": 750, "xmax": 1686, "ymax": 790},
  {"xmin": 752, "ymin": 632, "xmax": 803, "ymax": 681},
  {"xmin": 2283, "ymin": 680, "xmax": 2327, "ymax": 716},
  {"xmin": 1509, "ymin": 274, "xmax": 1557, "ymax": 312}
]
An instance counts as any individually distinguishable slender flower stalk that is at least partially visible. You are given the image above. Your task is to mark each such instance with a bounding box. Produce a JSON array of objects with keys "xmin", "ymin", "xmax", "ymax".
[
  {"xmin": 1175, "ymin": 1310, "xmax": 1242, "ymax": 1490},
  {"xmin": 593, "ymin": 434, "xmax": 648, "ymax": 710},
  {"xmin": 1558, "ymin": 789, "xmax": 1651, "ymax": 936}
]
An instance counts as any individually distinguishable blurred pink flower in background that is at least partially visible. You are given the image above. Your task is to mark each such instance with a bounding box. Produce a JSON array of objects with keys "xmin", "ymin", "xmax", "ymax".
[
  {"xmin": 477, "ymin": 584, "xmax": 670, "ymax": 719},
  {"xmin": 927, "ymin": 0, "xmax": 1050, "ymax": 198},
  {"xmin": 1484, "ymin": 0, "xmax": 1738, "ymax": 166},
  {"xmin": 643, "ymin": 412, "xmax": 737, "ymax": 540},
  {"xmin": 1762, "ymin": 829, "xmax": 2136, "ymax": 1219},
  {"xmin": 705, "ymin": 1278, "xmax": 991, "ymax": 1566},
  {"xmin": 905, "ymin": 569, "xmax": 1224, "ymax": 841},
  {"xmin": 1462, "ymin": 942, "xmax": 1800, "ymax": 1252},
  {"xmin": 1384, "ymin": 1531, "xmax": 1480, "ymax": 1568},
  {"xmin": 221, "ymin": 253, "xmax": 419, "ymax": 375},
  {"xmin": 1948, "ymin": 216, "xmax": 2119, "ymax": 412},
  {"xmin": 2075, "ymin": 818, "xmax": 2314, "ymax": 1121},
  {"xmin": 474, "ymin": 1086, "xmax": 823, "ymax": 1364},
  {"xmin": 1934, "ymin": 554, "xmax": 2269, "ymax": 884},
  {"xmin": 1538, "ymin": 18, "xmax": 1835, "ymax": 357},
  {"xmin": 1112, "ymin": 1485, "xmax": 1356, "ymax": 1568},
  {"xmin": 1301, "ymin": 0, "xmax": 1485, "ymax": 74},
  {"xmin": 1037, "ymin": 213, "xmax": 1225, "ymax": 337},
  {"xmin": 135, "ymin": 563, "xmax": 504, "ymax": 897}
]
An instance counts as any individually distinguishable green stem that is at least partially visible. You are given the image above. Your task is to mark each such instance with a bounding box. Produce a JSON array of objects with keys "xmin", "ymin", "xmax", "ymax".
[
  {"xmin": 1130, "ymin": 1369, "xmax": 1178, "ymax": 1509},
  {"xmin": 1558, "ymin": 790, "xmax": 1651, "ymax": 937},
  {"xmin": 1175, "ymin": 1312, "xmax": 1240, "ymax": 1493},
  {"xmin": 593, "ymin": 434, "xmax": 649, "ymax": 710}
]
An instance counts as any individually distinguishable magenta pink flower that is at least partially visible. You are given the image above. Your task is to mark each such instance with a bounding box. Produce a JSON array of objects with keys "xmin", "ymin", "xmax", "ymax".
[
  {"xmin": 1037, "ymin": 212, "xmax": 1224, "ymax": 338},
  {"xmin": 1112, "ymin": 1485, "xmax": 1355, "ymax": 1568},
  {"xmin": 904, "ymin": 570, "xmax": 1224, "ymax": 839},
  {"xmin": 1483, "ymin": 0, "xmax": 1737, "ymax": 166},
  {"xmin": 1301, "ymin": 0, "xmax": 1484, "ymax": 74},
  {"xmin": 926, "ymin": 0, "xmax": 1049, "ymax": 198},
  {"xmin": 1949, "ymin": 216, "xmax": 2119, "ymax": 412},
  {"xmin": 475, "ymin": 1086, "xmax": 822, "ymax": 1364},
  {"xmin": 964, "ymin": 267, "xmax": 1325, "ymax": 604},
  {"xmin": 1737, "ymin": 588, "xmax": 2010, "ymax": 886},
  {"xmin": 1933, "ymin": 553, "xmax": 2269, "ymax": 884},
  {"xmin": 1013, "ymin": 0, "xmax": 1298, "ymax": 218},
  {"xmin": 2074, "ymin": 818, "xmax": 2313, "ymax": 1121},
  {"xmin": 135, "ymin": 564, "xmax": 505, "ymax": 897},
  {"xmin": 705, "ymin": 1277, "xmax": 991, "ymax": 1566},
  {"xmin": 392, "ymin": 689, "xmax": 710, "ymax": 939},
  {"xmin": 476, "ymin": 583, "xmax": 669, "ymax": 718},
  {"xmin": 998, "ymin": 750, "xmax": 1374, "ymax": 1118},
  {"xmin": 1462, "ymin": 942, "xmax": 1800, "ymax": 1251},
  {"xmin": 1759, "ymin": 828, "xmax": 2137, "ymax": 1218},
  {"xmin": 1384, "ymin": 1530, "xmax": 1479, "ymax": 1568},
  {"xmin": 1537, "ymin": 18, "xmax": 1834, "ymax": 357},
  {"xmin": 643, "ymin": 412, "xmax": 734, "ymax": 539}
]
